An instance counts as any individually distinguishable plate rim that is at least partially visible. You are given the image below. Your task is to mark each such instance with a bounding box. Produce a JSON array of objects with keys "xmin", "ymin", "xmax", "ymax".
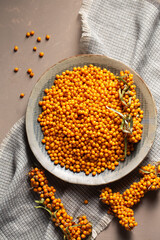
[{"xmin": 25, "ymin": 54, "xmax": 157, "ymax": 185}]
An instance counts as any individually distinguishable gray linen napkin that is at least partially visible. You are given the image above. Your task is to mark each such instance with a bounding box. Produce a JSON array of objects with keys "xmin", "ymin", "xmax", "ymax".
[
  {"xmin": 0, "ymin": 117, "xmax": 112, "ymax": 239},
  {"xmin": 0, "ymin": 0, "xmax": 160, "ymax": 239},
  {"xmin": 80, "ymin": 0, "xmax": 160, "ymax": 163}
]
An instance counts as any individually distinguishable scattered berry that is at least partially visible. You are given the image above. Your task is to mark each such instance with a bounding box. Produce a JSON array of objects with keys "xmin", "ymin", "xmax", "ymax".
[
  {"xmin": 14, "ymin": 67, "xmax": 19, "ymax": 72},
  {"xmin": 27, "ymin": 69, "xmax": 32, "ymax": 74},
  {"xmin": 46, "ymin": 35, "xmax": 50, "ymax": 40},
  {"xmin": 39, "ymin": 52, "xmax": 44, "ymax": 58},
  {"xmin": 26, "ymin": 32, "xmax": 30, "ymax": 38},
  {"xmin": 30, "ymin": 72, "xmax": 34, "ymax": 78},
  {"xmin": 84, "ymin": 200, "xmax": 88, "ymax": 204},
  {"xmin": 20, "ymin": 93, "xmax": 25, "ymax": 98},
  {"xmin": 33, "ymin": 46, "xmax": 37, "ymax": 51},
  {"xmin": 14, "ymin": 46, "xmax": 18, "ymax": 52},
  {"xmin": 37, "ymin": 37, "xmax": 41, "ymax": 42},
  {"xmin": 30, "ymin": 31, "xmax": 35, "ymax": 36}
]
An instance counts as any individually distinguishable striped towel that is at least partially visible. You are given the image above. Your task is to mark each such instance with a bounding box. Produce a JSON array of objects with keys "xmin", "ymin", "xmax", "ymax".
[{"xmin": 0, "ymin": 0, "xmax": 160, "ymax": 239}]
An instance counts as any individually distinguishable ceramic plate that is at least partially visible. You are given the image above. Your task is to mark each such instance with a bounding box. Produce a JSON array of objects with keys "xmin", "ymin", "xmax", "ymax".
[{"xmin": 26, "ymin": 54, "xmax": 157, "ymax": 185}]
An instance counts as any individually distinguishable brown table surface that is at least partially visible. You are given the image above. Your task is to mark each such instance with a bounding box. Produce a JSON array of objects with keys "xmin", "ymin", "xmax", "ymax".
[{"xmin": 0, "ymin": 1, "xmax": 160, "ymax": 239}]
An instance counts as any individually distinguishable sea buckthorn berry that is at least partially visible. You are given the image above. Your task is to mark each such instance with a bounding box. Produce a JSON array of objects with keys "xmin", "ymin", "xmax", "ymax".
[
  {"xmin": 39, "ymin": 52, "xmax": 44, "ymax": 58},
  {"xmin": 84, "ymin": 200, "xmax": 88, "ymax": 204},
  {"xmin": 46, "ymin": 35, "xmax": 50, "ymax": 40},
  {"xmin": 157, "ymin": 164, "xmax": 160, "ymax": 174},
  {"xmin": 20, "ymin": 93, "xmax": 25, "ymax": 98},
  {"xmin": 28, "ymin": 167, "xmax": 92, "ymax": 239},
  {"xmin": 30, "ymin": 72, "xmax": 34, "ymax": 78},
  {"xmin": 37, "ymin": 37, "xmax": 41, "ymax": 42},
  {"xmin": 100, "ymin": 164, "xmax": 160, "ymax": 231},
  {"xmin": 26, "ymin": 32, "xmax": 30, "ymax": 37},
  {"xmin": 14, "ymin": 46, "xmax": 18, "ymax": 52},
  {"xmin": 14, "ymin": 67, "xmax": 19, "ymax": 72},
  {"xmin": 33, "ymin": 46, "xmax": 37, "ymax": 51},
  {"xmin": 27, "ymin": 68, "xmax": 32, "ymax": 74},
  {"xmin": 30, "ymin": 30, "xmax": 35, "ymax": 36}
]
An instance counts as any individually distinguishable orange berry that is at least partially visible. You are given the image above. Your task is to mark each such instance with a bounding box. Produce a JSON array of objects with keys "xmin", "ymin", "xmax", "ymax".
[
  {"xmin": 27, "ymin": 69, "xmax": 32, "ymax": 74},
  {"xmin": 30, "ymin": 30, "xmax": 35, "ymax": 36},
  {"xmin": 14, "ymin": 46, "xmax": 18, "ymax": 52},
  {"xmin": 14, "ymin": 67, "xmax": 19, "ymax": 72},
  {"xmin": 39, "ymin": 52, "xmax": 44, "ymax": 58},
  {"xmin": 26, "ymin": 32, "xmax": 30, "ymax": 38},
  {"xmin": 37, "ymin": 37, "xmax": 41, "ymax": 42},
  {"xmin": 30, "ymin": 72, "xmax": 34, "ymax": 78},
  {"xmin": 84, "ymin": 200, "xmax": 88, "ymax": 204},
  {"xmin": 33, "ymin": 46, "xmax": 37, "ymax": 51},
  {"xmin": 20, "ymin": 93, "xmax": 25, "ymax": 98},
  {"xmin": 46, "ymin": 35, "xmax": 50, "ymax": 40}
]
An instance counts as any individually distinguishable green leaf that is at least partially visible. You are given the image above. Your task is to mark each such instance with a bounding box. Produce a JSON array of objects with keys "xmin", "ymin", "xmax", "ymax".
[
  {"xmin": 128, "ymin": 97, "xmax": 132, "ymax": 106},
  {"xmin": 86, "ymin": 233, "xmax": 92, "ymax": 240},
  {"xmin": 119, "ymin": 88, "xmax": 127, "ymax": 106},
  {"xmin": 106, "ymin": 106, "xmax": 124, "ymax": 118},
  {"xmin": 129, "ymin": 116, "xmax": 133, "ymax": 133},
  {"xmin": 70, "ymin": 224, "xmax": 82, "ymax": 228},
  {"xmin": 60, "ymin": 226, "xmax": 70, "ymax": 240},
  {"xmin": 119, "ymin": 88, "xmax": 122, "ymax": 99},
  {"xmin": 120, "ymin": 118, "xmax": 125, "ymax": 130},
  {"xmin": 53, "ymin": 210, "xmax": 59, "ymax": 219},
  {"xmin": 117, "ymin": 75, "xmax": 133, "ymax": 108},
  {"xmin": 35, "ymin": 199, "xmax": 44, "ymax": 204},
  {"xmin": 65, "ymin": 227, "xmax": 71, "ymax": 240},
  {"xmin": 139, "ymin": 169, "xmax": 151, "ymax": 174},
  {"xmin": 35, "ymin": 205, "xmax": 53, "ymax": 217},
  {"xmin": 116, "ymin": 76, "xmax": 130, "ymax": 88},
  {"xmin": 122, "ymin": 85, "xmax": 129, "ymax": 96},
  {"xmin": 124, "ymin": 136, "xmax": 127, "ymax": 158}
]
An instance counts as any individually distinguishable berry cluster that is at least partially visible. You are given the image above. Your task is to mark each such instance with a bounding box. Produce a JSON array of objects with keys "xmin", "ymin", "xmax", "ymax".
[
  {"xmin": 100, "ymin": 163, "xmax": 160, "ymax": 230},
  {"xmin": 29, "ymin": 167, "xmax": 92, "ymax": 240}
]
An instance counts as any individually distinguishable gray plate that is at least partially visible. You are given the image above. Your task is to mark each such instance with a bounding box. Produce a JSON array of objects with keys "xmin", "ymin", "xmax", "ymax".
[{"xmin": 26, "ymin": 54, "xmax": 157, "ymax": 185}]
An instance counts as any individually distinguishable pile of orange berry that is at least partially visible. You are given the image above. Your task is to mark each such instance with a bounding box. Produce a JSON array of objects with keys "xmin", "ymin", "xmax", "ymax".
[
  {"xmin": 37, "ymin": 65, "xmax": 143, "ymax": 175},
  {"xmin": 100, "ymin": 163, "xmax": 160, "ymax": 230},
  {"xmin": 28, "ymin": 167, "xmax": 92, "ymax": 239}
]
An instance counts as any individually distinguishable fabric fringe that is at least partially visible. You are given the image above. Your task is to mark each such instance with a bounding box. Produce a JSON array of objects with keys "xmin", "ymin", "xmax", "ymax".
[
  {"xmin": 92, "ymin": 214, "xmax": 113, "ymax": 239},
  {"xmin": 79, "ymin": 0, "xmax": 93, "ymax": 53}
]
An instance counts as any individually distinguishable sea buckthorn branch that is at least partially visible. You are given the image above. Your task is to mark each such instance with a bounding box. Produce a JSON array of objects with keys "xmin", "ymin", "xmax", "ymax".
[
  {"xmin": 107, "ymin": 72, "xmax": 134, "ymax": 160},
  {"xmin": 116, "ymin": 74, "xmax": 135, "ymax": 112},
  {"xmin": 116, "ymin": 75, "xmax": 130, "ymax": 88},
  {"xmin": 116, "ymin": 75, "xmax": 131, "ymax": 107},
  {"xmin": 106, "ymin": 106, "xmax": 133, "ymax": 159},
  {"xmin": 106, "ymin": 106, "xmax": 133, "ymax": 135},
  {"xmin": 100, "ymin": 163, "xmax": 160, "ymax": 231},
  {"xmin": 28, "ymin": 167, "xmax": 92, "ymax": 239}
]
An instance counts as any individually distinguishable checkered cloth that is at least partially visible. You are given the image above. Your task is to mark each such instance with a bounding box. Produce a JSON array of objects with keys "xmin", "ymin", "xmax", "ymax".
[
  {"xmin": 0, "ymin": 0, "xmax": 160, "ymax": 239},
  {"xmin": 80, "ymin": 0, "xmax": 160, "ymax": 164}
]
